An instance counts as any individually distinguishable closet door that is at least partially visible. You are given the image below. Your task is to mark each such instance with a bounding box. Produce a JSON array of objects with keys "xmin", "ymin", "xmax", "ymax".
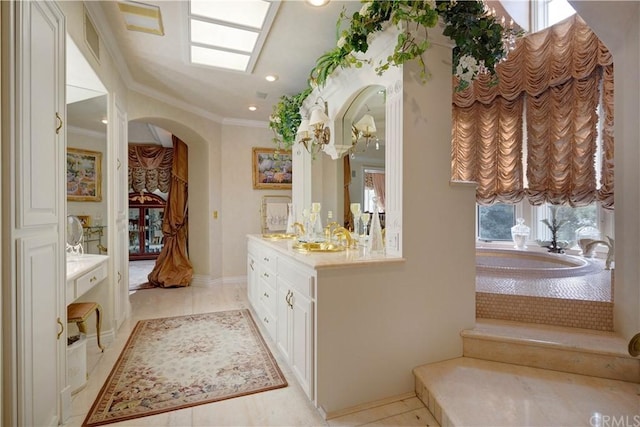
[{"xmin": 2, "ymin": 1, "xmax": 66, "ymax": 426}]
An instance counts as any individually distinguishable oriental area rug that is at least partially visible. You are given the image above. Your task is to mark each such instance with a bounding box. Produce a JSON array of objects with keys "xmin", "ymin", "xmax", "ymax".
[{"xmin": 83, "ymin": 309, "xmax": 287, "ymax": 426}]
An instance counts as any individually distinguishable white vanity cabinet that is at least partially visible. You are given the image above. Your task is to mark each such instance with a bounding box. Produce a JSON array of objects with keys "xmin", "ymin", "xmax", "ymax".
[
  {"xmin": 247, "ymin": 235, "xmax": 410, "ymax": 418},
  {"xmin": 248, "ymin": 240, "xmax": 278, "ymax": 341},
  {"xmin": 247, "ymin": 238, "xmax": 316, "ymax": 400},
  {"xmin": 276, "ymin": 256, "xmax": 314, "ymax": 398},
  {"xmin": 66, "ymin": 255, "xmax": 109, "ymax": 304}
]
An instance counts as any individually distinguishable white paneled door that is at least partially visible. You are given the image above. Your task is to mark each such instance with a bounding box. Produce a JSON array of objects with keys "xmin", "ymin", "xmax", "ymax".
[{"xmin": 2, "ymin": 1, "xmax": 66, "ymax": 425}]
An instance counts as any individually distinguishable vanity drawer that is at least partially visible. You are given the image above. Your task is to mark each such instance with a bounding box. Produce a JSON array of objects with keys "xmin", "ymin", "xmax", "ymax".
[
  {"xmin": 258, "ymin": 265, "xmax": 276, "ymax": 288},
  {"xmin": 76, "ymin": 261, "xmax": 107, "ymax": 298},
  {"xmin": 277, "ymin": 256, "xmax": 315, "ymax": 299},
  {"xmin": 259, "ymin": 251, "xmax": 276, "ymax": 270},
  {"xmin": 258, "ymin": 310, "xmax": 276, "ymax": 342},
  {"xmin": 259, "ymin": 281, "xmax": 277, "ymax": 317}
]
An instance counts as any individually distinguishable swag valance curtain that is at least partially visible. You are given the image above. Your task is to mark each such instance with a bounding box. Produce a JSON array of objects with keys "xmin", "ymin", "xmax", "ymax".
[
  {"xmin": 451, "ymin": 14, "xmax": 614, "ymax": 210},
  {"xmin": 148, "ymin": 136, "xmax": 193, "ymax": 288},
  {"xmin": 128, "ymin": 145, "xmax": 173, "ymax": 193}
]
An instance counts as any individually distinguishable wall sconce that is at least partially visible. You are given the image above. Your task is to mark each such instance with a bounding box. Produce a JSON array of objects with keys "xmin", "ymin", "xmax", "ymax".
[
  {"xmin": 297, "ymin": 98, "xmax": 331, "ymax": 156},
  {"xmin": 350, "ymin": 113, "xmax": 378, "ymax": 157}
]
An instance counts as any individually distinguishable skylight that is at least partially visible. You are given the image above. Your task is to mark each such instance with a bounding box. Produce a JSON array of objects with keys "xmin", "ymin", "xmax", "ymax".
[{"xmin": 188, "ymin": 0, "xmax": 277, "ymax": 73}]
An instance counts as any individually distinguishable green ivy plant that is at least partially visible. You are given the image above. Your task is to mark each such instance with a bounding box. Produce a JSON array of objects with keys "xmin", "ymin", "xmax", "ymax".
[{"xmin": 269, "ymin": 0, "xmax": 519, "ymax": 150}]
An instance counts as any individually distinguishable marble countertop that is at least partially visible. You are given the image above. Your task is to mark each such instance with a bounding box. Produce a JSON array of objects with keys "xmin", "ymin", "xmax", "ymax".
[
  {"xmin": 66, "ymin": 254, "xmax": 109, "ymax": 281},
  {"xmin": 248, "ymin": 235, "xmax": 404, "ymax": 270}
]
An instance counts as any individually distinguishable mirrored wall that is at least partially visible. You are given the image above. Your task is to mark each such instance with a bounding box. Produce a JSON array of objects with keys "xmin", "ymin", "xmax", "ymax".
[{"xmin": 66, "ymin": 34, "xmax": 108, "ymax": 254}]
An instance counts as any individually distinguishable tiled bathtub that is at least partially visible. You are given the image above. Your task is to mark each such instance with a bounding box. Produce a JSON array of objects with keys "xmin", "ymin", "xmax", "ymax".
[{"xmin": 475, "ymin": 247, "xmax": 613, "ymax": 331}]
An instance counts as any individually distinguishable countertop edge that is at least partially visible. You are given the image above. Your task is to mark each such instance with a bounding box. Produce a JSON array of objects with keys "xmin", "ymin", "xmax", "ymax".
[
  {"xmin": 248, "ymin": 234, "xmax": 405, "ymax": 270},
  {"xmin": 66, "ymin": 254, "xmax": 109, "ymax": 282}
]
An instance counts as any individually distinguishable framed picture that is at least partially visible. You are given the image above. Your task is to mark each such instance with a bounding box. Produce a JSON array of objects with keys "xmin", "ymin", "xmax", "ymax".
[
  {"xmin": 67, "ymin": 147, "xmax": 102, "ymax": 201},
  {"xmin": 76, "ymin": 215, "xmax": 91, "ymax": 227},
  {"xmin": 252, "ymin": 147, "xmax": 293, "ymax": 190}
]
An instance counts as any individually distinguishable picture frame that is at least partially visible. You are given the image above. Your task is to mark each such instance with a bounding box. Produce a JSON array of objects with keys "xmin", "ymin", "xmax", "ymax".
[
  {"xmin": 252, "ymin": 147, "xmax": 293, "ymax": 190},
  {"xmin": 67, "ymin": 147, "xmax": 102, "ymax": 202},
  {"xmin": 76, "ymin": 215, "xmax": 91, "ymax": 227}
]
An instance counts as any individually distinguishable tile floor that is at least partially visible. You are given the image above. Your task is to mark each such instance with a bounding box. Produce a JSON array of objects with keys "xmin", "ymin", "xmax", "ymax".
[
  {"xmin": 128, "ymin": 259, "xmax": 156, "ymax": 290},
  {"xmin": 63, "ymin": 284, "xmax": 436, "ymax": 427}
]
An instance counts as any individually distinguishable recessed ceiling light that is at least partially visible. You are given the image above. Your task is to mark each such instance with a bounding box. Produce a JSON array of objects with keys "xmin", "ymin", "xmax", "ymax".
[
  {"xmin": 101, "ymin": 119, "xmax": 108, "ymax": 124},
  {"xmin": 265, "ymin": 74, "xmax": 278, "ymax": 82},
  {"xmin": 248, "ymin": 105, "xmax": 258, "ymax": 111},
  {"xmin": 307, "ymin": 0, "xmax": 330, "ymax": 6}
]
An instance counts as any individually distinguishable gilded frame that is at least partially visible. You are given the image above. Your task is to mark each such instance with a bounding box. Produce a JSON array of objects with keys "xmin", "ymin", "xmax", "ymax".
[
  {"xmin": 252, "ymin": 147, "xmax": 293, "ymax": 190},
  {"xmin": 67, "ymin": 147, "xmax": 102, "ymax": 202}
]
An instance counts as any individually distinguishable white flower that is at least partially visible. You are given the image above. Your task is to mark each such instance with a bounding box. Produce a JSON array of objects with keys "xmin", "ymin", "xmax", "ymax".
[
  {"xmin": 269, "ymin": 115, "xmax": 281, "ymax": 124},
  {"xmin": 455, "ymin": 55, "xmax": 480, "ymax": 84},
  {"xmin": 426, "ymin": 0, "xmax": 436, "ymax": 9},
  {"xmin": 337, "ymin": 36, "xmax": 346, "ymax": 48}
]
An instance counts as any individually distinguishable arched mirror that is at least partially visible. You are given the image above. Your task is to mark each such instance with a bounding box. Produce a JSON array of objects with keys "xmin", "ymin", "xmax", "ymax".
[{"xmin": 341, "ymin": 85, "xmax": 386, "ymax": 228}]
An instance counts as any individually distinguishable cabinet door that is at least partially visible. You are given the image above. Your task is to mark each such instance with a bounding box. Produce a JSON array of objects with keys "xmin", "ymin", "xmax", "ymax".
[
  {"xmin": 276, "ymin": 284, "xmax": 292, "ymax": 362},
  {"xmin": 291, "ymin": 289, "xmax": 314, "ymax": 399},
  {"xmin": 128, "ymin": 207, "xmax": 142, "ymax": 255},
  {"xmin": 247, "ymin": 253, "xmax": 257, "ymax": 308},
  {"xmin": 4, "ymin": 1, "xmax": 66, "ymax": 425},
  {"xmin": 145, "ymin": 207, "xmax": 164, "ymax": 254}
]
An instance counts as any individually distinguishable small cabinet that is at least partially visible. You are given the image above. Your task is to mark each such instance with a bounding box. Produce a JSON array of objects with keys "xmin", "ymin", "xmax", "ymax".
[
  {"xmin": 128, "ymin": 192, "xmax": 166, "ymax": 260},
  {"xmin": 276, "ymin": 257, "xmax": 314, "ymax": 399}
]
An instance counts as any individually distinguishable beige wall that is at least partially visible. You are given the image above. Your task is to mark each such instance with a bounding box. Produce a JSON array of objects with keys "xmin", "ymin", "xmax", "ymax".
[
  {"xmin": 571, "ymin": 1, "xmax": 640, "ymax": 339},
  {"xmin": 220, "ymin": 125, "xmax": 291, "ymax": 277}
]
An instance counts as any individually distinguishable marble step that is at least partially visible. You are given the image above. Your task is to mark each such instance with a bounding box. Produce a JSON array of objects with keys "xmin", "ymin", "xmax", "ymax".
[
  {"xmin": 413, "ymin": 357, "xmax": 640, "ymax": 427},
  {"xmin": 461, "ymin": 319, "xmax": 639, "ymax": 382}
]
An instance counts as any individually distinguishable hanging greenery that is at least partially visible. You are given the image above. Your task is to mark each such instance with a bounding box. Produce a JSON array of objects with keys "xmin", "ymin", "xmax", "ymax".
[{"xmin": 269, "ymin": 0, "xmax": 520, "ymax": 150}]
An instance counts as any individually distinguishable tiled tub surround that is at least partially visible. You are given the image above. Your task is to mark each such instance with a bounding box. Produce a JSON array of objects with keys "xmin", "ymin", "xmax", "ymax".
[{"xmin": 475, "ymin": 248, "xmax": 613, "ymax": 330}]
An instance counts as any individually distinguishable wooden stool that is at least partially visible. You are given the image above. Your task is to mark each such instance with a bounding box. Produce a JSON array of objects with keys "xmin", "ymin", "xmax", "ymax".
[{"xmin": 67, "ymin": 302, "xmax": 104, "ymax": 352}]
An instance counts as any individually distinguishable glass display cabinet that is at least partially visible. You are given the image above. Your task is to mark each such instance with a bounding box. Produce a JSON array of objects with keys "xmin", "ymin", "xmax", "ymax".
[{"xmin": 128, "ymin": 192, "xmax": 166, "ymax": 260}]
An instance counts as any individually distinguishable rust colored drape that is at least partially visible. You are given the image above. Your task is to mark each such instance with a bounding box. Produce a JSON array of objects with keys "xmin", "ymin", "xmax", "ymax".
[
  {"xmin": 451, "ymin": 14, "xmax": 614, "ymax": 210},
  {"xmin": 343, "ymin": 155, "xmax": 352, "ymax": 230},
  {"xmin": 148, "ymin": 136, "xmax": 193, "ymax": 287},
  {"xmin": 128, "ymin": 145, "xmax": 173, "ymax": 193}
]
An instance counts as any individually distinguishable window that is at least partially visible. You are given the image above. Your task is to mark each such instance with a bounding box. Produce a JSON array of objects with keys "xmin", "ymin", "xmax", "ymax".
[
  {"xmin": 536, "ymin": 204, "xmax": 598, "ymax": 244},
  {"xmin": 476, "ymin": 201, "xmax": 611, "ymax": 249},
  {"xmin": 363, "ymin": 168, "xmax": 384, "ymax": 213},
  {"xmin": 474, "ymin": 1, "xmax": 613, "ymax": 249},
  {"xmin": 477, "ymin": 204, "xmax": 516, "ymax": 241},
  {"xmin": 532, "ymin": 0, "xmax": 577, "ymax": 32}
]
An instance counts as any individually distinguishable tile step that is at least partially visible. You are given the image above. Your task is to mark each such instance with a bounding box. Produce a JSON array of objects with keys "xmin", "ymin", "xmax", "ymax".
[
  {"xmin": 462, "ymin": 319, "xmax": 639, "ymax": 382},
  {"xmin": 414, "ymin": 357, "xmax": 640, "ymax": 427}
]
